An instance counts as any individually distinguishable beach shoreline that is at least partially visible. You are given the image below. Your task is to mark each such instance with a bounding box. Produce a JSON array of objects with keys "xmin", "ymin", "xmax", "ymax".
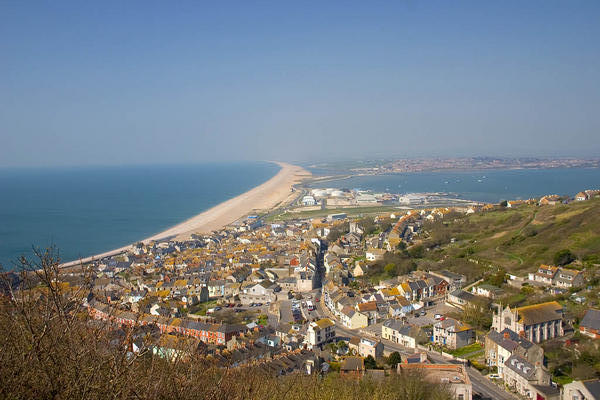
[{"xmin": 60, "ymin": 161, "xmax": 310, "ymax": 268}]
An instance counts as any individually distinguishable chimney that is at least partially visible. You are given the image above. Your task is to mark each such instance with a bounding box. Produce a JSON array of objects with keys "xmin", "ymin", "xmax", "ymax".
[{"xmin": 503, "ymin": 331, "xmax": 510, "ymax": 339}]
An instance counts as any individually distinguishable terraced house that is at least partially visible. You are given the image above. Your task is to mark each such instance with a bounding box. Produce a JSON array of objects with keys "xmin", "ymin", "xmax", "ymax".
[
  {"xmin": 492, "ymin": 301, "xmax": 564, "ymax": 343},
  {"xmin": 382, "ymin": 319, "xmax": 419, "ymax": 349},
  {"xmin": 528, "ymin": 265, "xmax": 585, "ymax": 288},
  {"xmin": 306, "ymin": 318, "xmax": 335, "ymax": 349},
  {"xmin": 485, "ymin": 328, "xmax": 543, "ymax": 379},
  {"xmin": 502, "ymin": 354, "xmax": 558, "ymax": 400},
  {"xmin": 433, "ymin": 317, "xmax": 475, "ymax": 349}
]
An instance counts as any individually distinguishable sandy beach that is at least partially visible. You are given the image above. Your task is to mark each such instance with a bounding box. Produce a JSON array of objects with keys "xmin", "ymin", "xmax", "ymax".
[{"xmin": 60, "ymin": 161, "xmax": 310, "ymax": 268}]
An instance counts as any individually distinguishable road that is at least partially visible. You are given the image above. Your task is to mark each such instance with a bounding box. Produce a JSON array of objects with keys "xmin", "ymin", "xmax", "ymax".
[
  {"xmin": 426, "ymin": 352, "xmax": 517, "ymax": 400},
  {"xmin": 299, "ymin": 240, "xmax": 516, "ymax": 399}
]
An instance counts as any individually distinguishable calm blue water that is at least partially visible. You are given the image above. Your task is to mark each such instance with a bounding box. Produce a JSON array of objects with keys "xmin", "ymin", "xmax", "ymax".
[
  {"xmin": 0, "ymin": 162, "xmax": 279, "ymax": 268},
  {"xmin": 309, "ymin": 168, "xmax": 600, "ymax": 204}
]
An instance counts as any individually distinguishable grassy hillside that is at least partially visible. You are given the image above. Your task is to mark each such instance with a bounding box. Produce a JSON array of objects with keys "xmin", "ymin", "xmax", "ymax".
[{"xmin": 419, "ymin": 198, "xmax": 600, "ymax": 277}]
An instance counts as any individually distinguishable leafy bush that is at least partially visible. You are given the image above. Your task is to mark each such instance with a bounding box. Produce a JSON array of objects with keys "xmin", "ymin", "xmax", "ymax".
[
  {"xmin": 387, "ymin": 352, "xmax": 402, "ymax": 367},
  {"xmin": 554, "ymin": 249, "xmax": 576, "ymax": 266}
]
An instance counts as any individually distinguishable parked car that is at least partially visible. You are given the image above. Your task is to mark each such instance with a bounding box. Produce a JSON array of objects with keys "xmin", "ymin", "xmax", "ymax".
[
  {"xmin": 420, "ymin": 310, "xmax": 426, "ymax": 316},
  {"xmin": 434, "ymin": 314, "xmax": 443, "ymax": 320},
  {"xmin": 487, "ymin": 374, "xmax": 500, "ymax": 380}
]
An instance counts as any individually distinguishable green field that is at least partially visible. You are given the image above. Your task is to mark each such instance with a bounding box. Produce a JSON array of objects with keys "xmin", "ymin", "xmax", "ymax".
[
  {"xmin": 268, "ymin": 205, "xmax": 403, "ymax": 222},
  {"xmin": 419, "ymin": 198, "xmax": 600, "ymax": 276}
]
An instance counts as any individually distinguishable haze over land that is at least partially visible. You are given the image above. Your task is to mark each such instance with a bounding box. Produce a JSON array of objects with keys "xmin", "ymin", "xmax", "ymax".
[{"xmin": 1, "ymin": 1, "xmax": 600, "ymax": 167}]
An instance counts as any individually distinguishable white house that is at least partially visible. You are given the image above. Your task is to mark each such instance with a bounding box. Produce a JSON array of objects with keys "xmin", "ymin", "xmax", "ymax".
[
  {"xmin": 381, "ymin": 319, "xmax": 419, "ymax": 349},
  {"xmin": 306, "ymin": 318, "xmax": 335, "ymax": 349},
  {"xmin": 302, "ymin": 195, "xmax": 317, "ymax": 206},
  {"xmin": 366, "ymin": 248, "xmax": 386, "ymax": 262}
]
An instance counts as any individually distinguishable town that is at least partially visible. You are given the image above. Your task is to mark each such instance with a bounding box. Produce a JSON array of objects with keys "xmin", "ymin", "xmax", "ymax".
[
  {"xmin": 11, "ymin": 187, "xmax": 600, "ymax": 400},
  {"xmin": 309, "ymin": 157, "xmax": 600, "ymax": 175}
]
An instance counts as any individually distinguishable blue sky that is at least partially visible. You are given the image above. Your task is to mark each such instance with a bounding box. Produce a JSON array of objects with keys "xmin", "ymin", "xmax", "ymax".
[{"xmin": 1, "ymin": 1, "xmax": 599, "ymax": 166}]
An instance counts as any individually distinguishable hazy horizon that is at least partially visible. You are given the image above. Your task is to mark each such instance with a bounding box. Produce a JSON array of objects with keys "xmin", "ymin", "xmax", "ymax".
[{"xmin": 2, "ymin": 1, "xmax": 599, "ymax": 167}]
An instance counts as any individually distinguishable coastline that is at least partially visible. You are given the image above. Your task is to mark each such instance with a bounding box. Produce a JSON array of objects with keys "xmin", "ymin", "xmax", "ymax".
[{"xmin": 60, "ymin": 161, "xmax": 310, "ymax": 268}]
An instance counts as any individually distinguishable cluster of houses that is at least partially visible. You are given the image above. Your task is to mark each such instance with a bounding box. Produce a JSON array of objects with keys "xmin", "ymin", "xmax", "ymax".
[
  {"xmin": 507, "ymin": 188, "xmax": 599, "ymax": 207},
  {"xmin": 301, "ymin": 188, "xmax": 414, "ymax": 208},
  {"xmin": 47, "ymin": 188, "xmax": 600, "ymax": 400},
  {"xmin": 528, "ymin": 265, "xmax": 585, "ymax": 289},
  {"xmin": 81, "ymin": 207, "xmax": 462, "ymax": 358},
  {"xmin": 322, "ymin": 269, "xmax": 463, "ymax": 330},
  {"xmin": 575, "ymin": 189, "xmax": 600, "ymax": 202},
  {"xmin": 485, "ymin": 301, "xmax": 566, "ymax": 399},
  {"xmin": 88, "ymin": 299, "xmax": 246, "ymax": 345},
  {"xmin": 85, "ymin": 217, "xmax": 331, "ymax": 319}
]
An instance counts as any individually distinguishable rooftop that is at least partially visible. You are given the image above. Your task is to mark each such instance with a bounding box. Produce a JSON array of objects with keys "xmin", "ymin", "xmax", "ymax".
[
  {"xmin": 580, "ymin": 309, "xmax": 600, "ymax": 331},
  {"xmin": 312, "ymin": 318, "xmax": 334, "ymax": 330},
  {"xmin": 516, "ymin": 301, "xmax": 563, "ymax": 325},
  {"xmin": 581, "ymin": 379, "xmax": 600, "ymax": 398},
  {"xmin": 505, "ymin": 354, "xmax": 536, "ymax": 380},
  {"xmin": 398, "ymin": 364, "xmax": 470, "ymax": 385}
]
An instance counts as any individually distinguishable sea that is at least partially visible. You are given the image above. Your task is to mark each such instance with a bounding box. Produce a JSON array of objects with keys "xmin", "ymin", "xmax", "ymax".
[
  {"xmin": 0, "ymin": 162, "xmax": 280, "ymax": 269},
  {"xmin": 2, "ymin": 164, "xmax": 599, "ymax": 269},
  {"xmin": 308, "ymin": 167, "xmax": 600, "ymax": 204}
]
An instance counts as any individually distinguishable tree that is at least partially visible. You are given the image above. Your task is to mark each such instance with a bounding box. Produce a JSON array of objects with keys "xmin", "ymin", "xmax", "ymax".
[
  {"xmin": 327, "ymin": 342, "xmax": 338, "ymax": 354},
  {"xmin": 461, "ymin": 300, "xmax": 492, "ymax": 330},
  {"xmin": 0, "ymin": 248, "xmax": 456, "ymax": 400},
  {"xmin": 499, "ymin": 200, "xmax": 508, "ymax": 207},
  {"xmin": 364, "ymin": 355, "xmax": 378, "ymax": 369},
  {"xmin": 407, "ymin": 245, "xmax": 425, "ymax": 259},
  {"xmin": 554, "ymin": 249, "xmax": 576, "ymax": 266},
  {"xmin": 387, "ymin": 351, "xmax": 402, "ymax": 367},
  {"xmin": 326, "ymin": 222, "xmax": 349, "ymax": 242},
  {"xmin": 384, "ymin": 263, "xmax": 396, "ymax": 276},
  {"xmin": 487, "ymin": 268, "xmax": 506, "ymax": 287}
]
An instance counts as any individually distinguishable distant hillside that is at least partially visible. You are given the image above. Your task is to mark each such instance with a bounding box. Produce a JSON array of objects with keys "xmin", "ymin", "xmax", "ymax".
[{"xmin": 418, "ymin": 198, "xmax": 600, "ymax": 277}]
